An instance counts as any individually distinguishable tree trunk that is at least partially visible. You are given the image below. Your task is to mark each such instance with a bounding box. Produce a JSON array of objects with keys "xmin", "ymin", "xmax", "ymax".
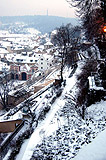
[{"xmin": 82, "ymin": 105, "xmax": 85, "ymax": 120}]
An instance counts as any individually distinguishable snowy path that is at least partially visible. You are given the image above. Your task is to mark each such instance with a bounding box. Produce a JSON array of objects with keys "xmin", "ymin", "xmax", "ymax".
[
  {"xmin": 16, "ymin": 67, "xmax": 77, "ymax": 160},
  {"xmin": 20, "ymin": 98, "xmax": 64, "ymax": 160},
  {"xmin": 16, "ymin": 139, "xmax": 29, "ymax": 160},
  {"xmin": 12, "ymin": 62, "xmax": 106, "ymax": 160}
]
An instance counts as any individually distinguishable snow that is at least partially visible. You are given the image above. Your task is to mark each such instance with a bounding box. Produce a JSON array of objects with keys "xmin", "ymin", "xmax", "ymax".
[
  {"xmin": 20, "ymin": 98, "xmax": 65, "ymax": 160},
  {"xmin": 16, "ymin": 139, "xmax": 29, "ymax": 160},
  {"xmin": 73, "ymin": 129, "xmax": 106, "ymax": 160},
  {"xmin": 15, "ymin": 66, "xmax": 78, "ymax": 160},
  {"xmin": 88, "ymin": 76, "xmax": 104, "ymax": 90},
  {"xmin": 44, "ymin": 41, "xmax": 53, "ymax": 46},
  {"xmin": 3, "ymin": 150, "xmax": 12, "ymax": 160},
  {"xmin": 72, "ymin": 100, "xmax": 106, "ymax": 160},
  {"xmin": 26, "ymin": 28, "xmax": 41, "ymax": 35},
  {"xmin": 0, "ymin": 48, "xmax": 9, "ymax": 54},
  {"xmin": 86, "ymin": 100, "xmax": 106, "ymax": 121},
  {"xmin": 0, "ymin": 62, "xmax": 10, "ymax": 71},
  {"xmin": 2, "ymin": 61, "xmax": 106, "ymax": 160},
  {"xmin": 20, "ymin": 64, "xmax": 30, "ymax": 72},
  {"xmin": 0, "ymin": 111, "xmax": 23, "ymax": 122}
]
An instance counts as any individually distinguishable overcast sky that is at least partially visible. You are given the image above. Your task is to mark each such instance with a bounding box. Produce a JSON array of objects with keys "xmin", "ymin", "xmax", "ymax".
[{"xmin": 0, "ymin": 0, "xmax": 76, "ymax": 17}]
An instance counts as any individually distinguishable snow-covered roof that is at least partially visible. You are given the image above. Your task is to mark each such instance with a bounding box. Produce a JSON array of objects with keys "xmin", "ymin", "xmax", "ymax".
[
  {"xmin": 51, "ymin": 29, "xmax": 57, "ymax": 35},
  {"xmin": 0, "ymin": 48, "xmax": 9, "ymax": 54},
  {"xmin": 6, "ymin": 53, "xmax": 38, "ymax": 64},
  {"xmin": 1, "ymin": 41, "xmax": 12, "ymax": 47},
  {"xmin": 20, "ymin": 64, "xmax": 31, "ymax": 72},
  {"xmin": 44, "ymin": 41, "xmax": 53, "ymax": 46},
  {"xmin": 43, "ymin": 53, "xmax": 53, "ymax": 60},
  {"xmin": 0, "ymin": 62, "xmax": 10, "ymax": 71}
]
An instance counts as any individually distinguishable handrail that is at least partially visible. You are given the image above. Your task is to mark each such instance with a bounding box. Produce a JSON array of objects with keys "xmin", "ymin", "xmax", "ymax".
[{"xmin": 0, "ymin": 120, "xmax": 24, "ymax": 152}]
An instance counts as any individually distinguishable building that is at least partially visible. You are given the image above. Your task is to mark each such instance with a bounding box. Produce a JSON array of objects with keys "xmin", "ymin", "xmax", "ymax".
[
  {"xmin": 44, "ymin": 41, "xmax": 53, "ymax": 49},
  {"xmin": 34, "ymin": 52, "xmax": 55, "ymax": 71},
  {"xmin": 10, "ymin": 63, "xmax": 38, "ymax": 80}
]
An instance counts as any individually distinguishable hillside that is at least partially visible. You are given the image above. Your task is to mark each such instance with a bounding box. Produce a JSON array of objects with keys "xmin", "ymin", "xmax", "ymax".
[
  {"xmin": 1, "ymin": 62, "xmax": 106, "ymax": 160},
  {"xmin": 0, "ymin": 15, "xmax": 78, "ymax": 34}
]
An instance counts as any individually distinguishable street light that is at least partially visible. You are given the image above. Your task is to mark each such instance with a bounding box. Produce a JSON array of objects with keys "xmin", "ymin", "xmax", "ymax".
[{"xmin": 103, "ymin": 26, "xmax": 106, "ymax": 32}]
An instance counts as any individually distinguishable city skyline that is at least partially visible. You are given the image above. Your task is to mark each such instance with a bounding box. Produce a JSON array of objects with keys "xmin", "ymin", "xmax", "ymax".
[{"xmin": 0, "ymin": 0, "xmax": 76, "ymax": 18}]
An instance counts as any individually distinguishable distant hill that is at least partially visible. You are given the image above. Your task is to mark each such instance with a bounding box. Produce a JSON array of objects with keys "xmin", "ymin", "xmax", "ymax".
[{"xmin": 0, "ymin": 15, "xmax": 79, "ymax": 34}]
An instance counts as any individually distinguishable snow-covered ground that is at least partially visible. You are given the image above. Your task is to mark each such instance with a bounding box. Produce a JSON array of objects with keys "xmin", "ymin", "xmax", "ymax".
[
  {"xmin": 73, "ymin": 101, "xmax": 106, "ymax": 160},
  {"xmin": 2, "ymin": 62, "xmax": 106, "ymax": 160},
  {"xmin": 16, "ymin": 66, "xmax": 76, "ymax": 160},
  {"xmin": 73, "ymin": 128, "xmax": 106, "ymax": 160}
]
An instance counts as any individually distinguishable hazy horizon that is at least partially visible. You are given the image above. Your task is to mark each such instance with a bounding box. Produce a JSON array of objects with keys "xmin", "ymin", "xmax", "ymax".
[
  {"xmin": 0, "ymin": 0, "xmax": 76, "ymax": 18},
  {"xmin": 0, "ymin": 14, "xmax": 77, "ymax": 18}
]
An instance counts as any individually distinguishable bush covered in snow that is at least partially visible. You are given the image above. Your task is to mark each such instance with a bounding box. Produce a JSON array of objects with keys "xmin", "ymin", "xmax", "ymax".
[
  {"xmin": 37, "ymin": 87, "xmax": 63, "ymax": 121},
  {"xmin": 7, "ymin": 128, "xmax": 34, "ymax": 160},
  {"xmin": 37, "ymin": 104, "xmax": 51, "ymax": 121},
  {"xmin": 31, "ymin": 98, "xmax": 106, "ymax": 160}
]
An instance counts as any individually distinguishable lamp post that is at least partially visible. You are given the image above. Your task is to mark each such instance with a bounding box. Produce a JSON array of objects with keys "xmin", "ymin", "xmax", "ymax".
[{"xmin": 103, "ymin": 26, "xmax": 106, "ymax": 33}]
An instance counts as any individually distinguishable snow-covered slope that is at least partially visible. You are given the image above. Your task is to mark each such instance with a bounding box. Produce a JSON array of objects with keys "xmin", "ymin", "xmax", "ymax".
[
  {"xmin": 73, "ymin": 128, "xmax": 106, "ymax": 160},
  {"xmin": 3, "ymin": 62, "xmax": 106, "ymax": 160},
  {"xmin": 16, "ymin": 67, "xmax": 77, "ymax": 160}
]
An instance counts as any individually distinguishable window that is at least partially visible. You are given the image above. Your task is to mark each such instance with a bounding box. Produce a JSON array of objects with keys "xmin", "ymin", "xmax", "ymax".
[
  {"xmin": 30, "ymin": 60, "xmax": 33, "ymax": 62},
  {"xmin": 16, "ymin": 59, "xmax": 23, "ymax": 62},
  {"xmin": 41, "ymin": 58, "xmax": 43, "ymax": 60}
]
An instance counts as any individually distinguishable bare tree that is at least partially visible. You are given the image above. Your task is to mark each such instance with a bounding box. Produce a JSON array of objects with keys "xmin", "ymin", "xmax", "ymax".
[
  {"xmin": 65, "ymin": 25, "xmax": 81, "ymax": 66},
  {"xmin": 52, "ymin": 24, "xmax": 81, "ymax": 81},
  {"xmin": 51, "ymin": 24, "xmax": 71, "ymax": 81},
  {"xmin": 0, "ymin": 68, "xmax": 13, "ymax": 111},
  {"xmin": 23, "ymin": 99, "xmax": 38, "ymax": 128}
]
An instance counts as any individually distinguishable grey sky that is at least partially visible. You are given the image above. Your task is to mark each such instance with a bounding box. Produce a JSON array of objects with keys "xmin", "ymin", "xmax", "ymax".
[{"xmin": 0, "ymin": 0, "xmax": 76, "ymax": 17}]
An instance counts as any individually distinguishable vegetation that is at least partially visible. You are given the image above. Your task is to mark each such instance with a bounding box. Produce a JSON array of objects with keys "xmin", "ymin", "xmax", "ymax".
[
  {"xmin": 67, "ymin": 0, "xmax": 105, "ymax": 42},
  {"xmin": 51, "ymin": 24, "xmax": 81, "ymax": 81},
  {"xmin": 1, "ymin": 1, "xmax": 106, "ymax": 159},
  {"xmin": 76, "ymin": 59, "xmax": 97, "ymax": 119},
  {"xmin": 0, "ymin": 69, "xmax": 13, "ymax": 111},
  {"xmin": 8, "ymin": 128, "xmax": 34, "ymax": 160},
  {"xmin": 66, "ymin": 0, "xmax": 106, "ymax": 118}
]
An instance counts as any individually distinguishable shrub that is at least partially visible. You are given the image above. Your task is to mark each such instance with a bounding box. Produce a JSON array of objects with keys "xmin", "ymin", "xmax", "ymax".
[
  {"xmin": 76, "ymin": 59, "xmax": 97, "ymax": 118},
  {"xmin": 8, "ymin": 128, "xmax": 34, "ymax": 160}
]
